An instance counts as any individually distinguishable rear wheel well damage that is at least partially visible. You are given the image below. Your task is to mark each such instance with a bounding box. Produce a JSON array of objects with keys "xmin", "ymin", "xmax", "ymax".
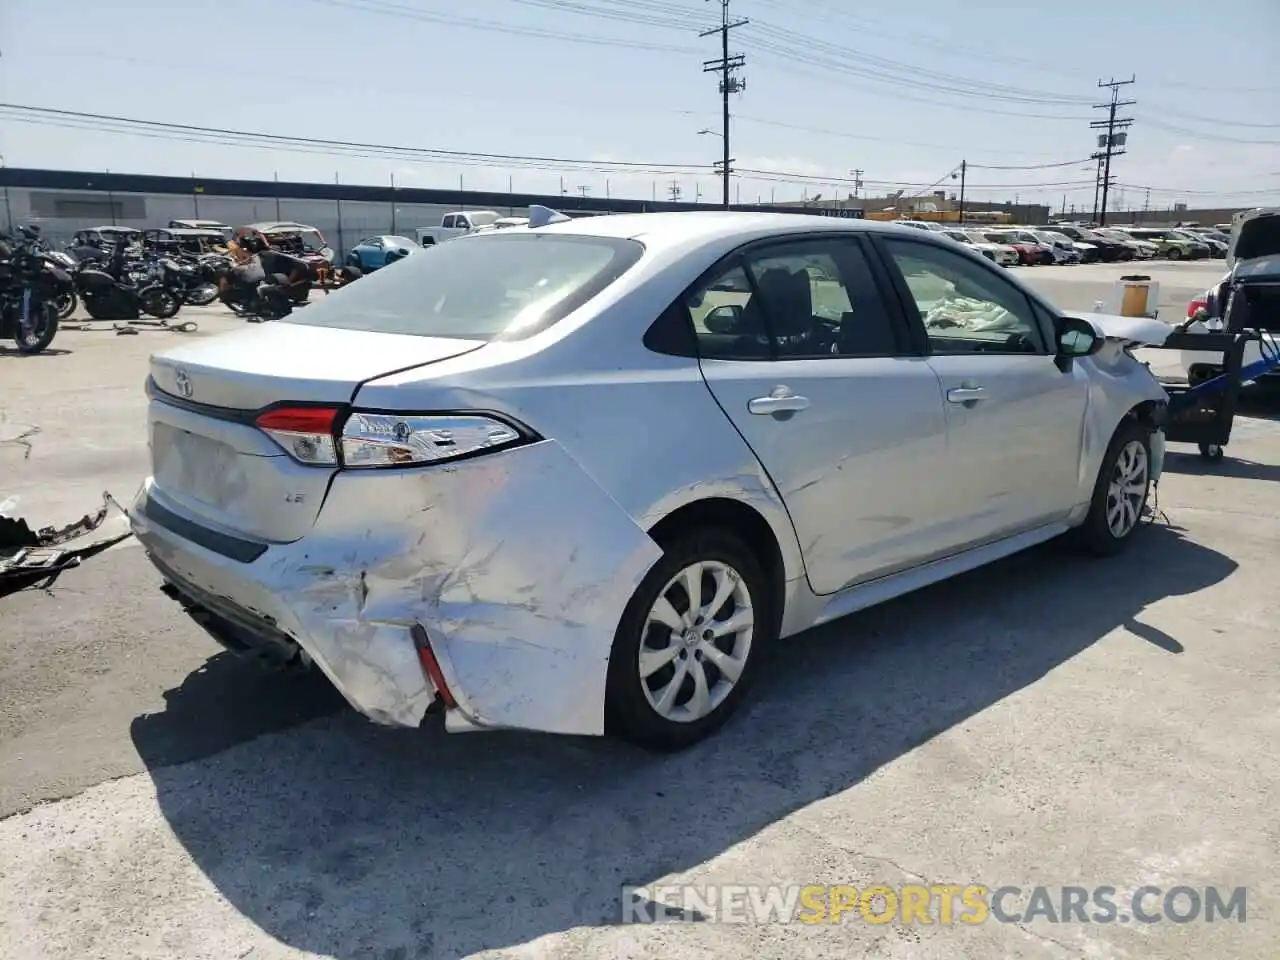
[{"xmin": 647, "ymin": 498, "xmax": 786, "ymax": 636}]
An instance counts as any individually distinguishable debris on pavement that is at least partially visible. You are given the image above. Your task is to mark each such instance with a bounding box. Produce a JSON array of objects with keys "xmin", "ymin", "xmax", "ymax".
[
  {"xmin": 0, "ymin": 492, "xmax": 133, "ymax": 594},
  {"xmin": 0, "ymin": 422, "xmax": 40, "ymax": 460}
]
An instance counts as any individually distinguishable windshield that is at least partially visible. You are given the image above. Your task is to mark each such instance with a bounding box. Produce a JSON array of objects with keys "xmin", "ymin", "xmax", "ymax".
[
  {"xmin": 963, "ymin": 231, "xmax": 992, "ymax": 244},
  {"xmin": 944, "ymin": 231, "xmax": 972, "ymax": 243},
  {"xmin": 384, "ymin": 236, "xmax": 418, "ymax": 249},
  {"xmin": 1046, "ymin": 232, "xmax": 1074, "ymax": 244},
  {"xmin": 281, "ymin": 232, "xmax": 643, "ymax": 341}
]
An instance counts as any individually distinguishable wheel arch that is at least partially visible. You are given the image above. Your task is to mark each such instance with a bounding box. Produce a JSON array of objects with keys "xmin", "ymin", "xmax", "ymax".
[{"xmin": 646, "ymin": 496, "xmax": 787, "ymax": 636}]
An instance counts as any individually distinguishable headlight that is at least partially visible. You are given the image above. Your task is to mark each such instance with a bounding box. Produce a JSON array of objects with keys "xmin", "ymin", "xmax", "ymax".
[{"xmin": 340, "ymin": 413, "xmax": 525, "ymax": 468}]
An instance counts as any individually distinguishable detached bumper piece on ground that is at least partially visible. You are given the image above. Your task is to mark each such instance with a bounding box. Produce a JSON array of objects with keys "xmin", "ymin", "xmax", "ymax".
[{"xmin": 0, "ymin": 493, "xmax": 132, "ymax": 594}]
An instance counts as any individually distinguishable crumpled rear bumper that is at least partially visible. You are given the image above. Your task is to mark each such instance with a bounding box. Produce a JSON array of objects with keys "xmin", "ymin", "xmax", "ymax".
[{"xmin": 129, "ymin": 439, "xmax": 663, "ymax": 735}]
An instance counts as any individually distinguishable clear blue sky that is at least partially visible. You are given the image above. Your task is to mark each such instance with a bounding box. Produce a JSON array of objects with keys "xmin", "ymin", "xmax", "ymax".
[{"xmin": 2, "ymin": 0, "xmax": 1277, "ymax": 211}]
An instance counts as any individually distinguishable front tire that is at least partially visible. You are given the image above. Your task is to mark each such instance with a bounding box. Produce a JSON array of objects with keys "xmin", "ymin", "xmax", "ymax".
[
  {"xmin": 54, "ymin": 289, "xmax": 78, "ymax": 320},
  {"xmin": 14, "ymin": 301, "xmax": 59, "ymax": 353},
  {"xmin": 605, "ymin": 529, "xmax": 771, "ymax": 750},
  {"xmin": 1073, "ymin": 419, "xmax": 1152, "ymax": 556},
  {"xmin": 1166, "ymin": 247, "xmax": 1182, "ymax": 261}
]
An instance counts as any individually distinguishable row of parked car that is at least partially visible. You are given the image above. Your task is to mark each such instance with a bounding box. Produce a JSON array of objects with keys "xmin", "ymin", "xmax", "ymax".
[{"xmin": 894, "ymin": 220, "xmax": 1230, "ymax": 267}]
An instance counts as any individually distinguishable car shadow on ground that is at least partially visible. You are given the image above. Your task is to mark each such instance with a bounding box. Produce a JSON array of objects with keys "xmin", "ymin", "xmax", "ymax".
[
  {"xmin": 1163, "ymin": 451, "xmax": 1280, "ymax": 483},
  {"xmin": 130, "ymin": 525, "xmax": 1234, "ymax": 959}
]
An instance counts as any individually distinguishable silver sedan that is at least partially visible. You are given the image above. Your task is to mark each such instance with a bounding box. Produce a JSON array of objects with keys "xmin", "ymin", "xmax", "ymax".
[{"xmin": 129, "ymin": 211, "xmax": 1171, "ymax": 749}]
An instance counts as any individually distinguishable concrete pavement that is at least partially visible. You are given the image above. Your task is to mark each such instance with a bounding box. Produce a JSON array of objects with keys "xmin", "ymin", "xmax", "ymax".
[{"xmin": 2, "ymin": 264, "xmax": 1278, "ymax": 959}]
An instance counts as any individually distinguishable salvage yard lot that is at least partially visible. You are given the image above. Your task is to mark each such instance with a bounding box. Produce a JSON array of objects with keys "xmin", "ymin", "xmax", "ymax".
[{"xmin": 2, "ymin": 260, "xmax": 1278, "ymax": 959}]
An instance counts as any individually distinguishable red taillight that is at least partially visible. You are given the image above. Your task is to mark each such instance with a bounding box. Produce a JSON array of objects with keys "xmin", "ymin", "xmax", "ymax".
[
  {"xmin": 255, "ymin": 406, "xmax": 339, "ymax": 433},
  {"xmin": 411, "ymin": 624, "xmax": 457, "ymax": 708},
  {"xmin": 255, "ymin": 405, "xmax": 341, "ymax": 465}
]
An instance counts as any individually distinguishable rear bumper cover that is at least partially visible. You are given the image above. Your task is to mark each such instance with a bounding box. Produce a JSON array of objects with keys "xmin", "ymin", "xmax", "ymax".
[{"xmin": 130, "ymin": 439, "xmax": 662, "ymax": 735}]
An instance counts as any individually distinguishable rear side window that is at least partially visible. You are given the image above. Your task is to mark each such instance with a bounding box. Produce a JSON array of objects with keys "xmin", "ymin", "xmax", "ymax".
[
  {"xmin": 282, "ymin": 233, "xmax": 643, "ymax": 341},
  {"xmin": 677, "ymin": 237, "xmax": 903, "ymax": 360}
]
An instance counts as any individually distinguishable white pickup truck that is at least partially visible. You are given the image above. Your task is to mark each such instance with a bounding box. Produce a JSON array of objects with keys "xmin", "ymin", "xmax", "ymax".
[{"xmin": 416, "ymin": 210, "xmax": 505, "ymax": 246}]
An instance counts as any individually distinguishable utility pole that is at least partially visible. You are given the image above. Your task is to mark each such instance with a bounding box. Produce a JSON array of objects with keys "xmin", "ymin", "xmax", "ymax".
[
  {"xmin": 1090, "ymin": 76, "xmax": 1135, "ymax": 227},
  {"xmin": 850, "ymin": 168, "xmax": 864, "ymax": 200},
  {"xmin": 700, "ymin": 0, "xmax": 747, "ymax": 209},
  {"xmin": 668, "ymin": 180, "xmax": 683, "ymax": 202},
  {"xmin": 0, "ymin": 155, "xmax": 12, "ymax": 233},
  {"xmin": 1092, "ymin": 156, "xmax": 1103, "ymax": 224},
  {"xmin": 335, "ymin": 172, "xmax": 344, "ymax": 257},
  {"xmin": 107, "ymin": 169, "xmax": 117, "ymax": 226},
  {"xmin": 954, "ymin": 160, "xmax": 966, "ymax": 224},
  {"xmin": 577, "ymin": 185, "xmax": 590, "ymax": 198}
]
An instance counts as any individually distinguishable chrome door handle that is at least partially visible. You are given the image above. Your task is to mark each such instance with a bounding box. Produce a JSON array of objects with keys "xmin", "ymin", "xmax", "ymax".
[
  {"xmin": 946, "ymin": 386, "xmax": 988, "ymax": 403},
  {"xmin": 748, "ymin": 394, "xmax": 811, "ymax": 415}
]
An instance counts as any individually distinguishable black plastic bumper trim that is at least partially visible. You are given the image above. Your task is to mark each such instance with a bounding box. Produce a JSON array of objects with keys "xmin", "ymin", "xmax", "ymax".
[{"xmin": 141, "ymin": 495, "xmax": 268, "ymax": 563}]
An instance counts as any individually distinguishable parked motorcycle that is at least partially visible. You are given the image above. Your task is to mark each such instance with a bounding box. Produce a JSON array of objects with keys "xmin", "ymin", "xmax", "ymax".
[
  {"xmin": 28, "ymin": 244, "xmax": 80, "ymax": 319},
  {"xmin": 181, "ymin": 253, "xmax": 234, "ymax": 306},
  {"xmin": 0, "ymin": 227, "xmax": 63, "ymax": 353},
  {"xmin": 73, "ymin": 241, "xmax": 182, "ymax": 322}
]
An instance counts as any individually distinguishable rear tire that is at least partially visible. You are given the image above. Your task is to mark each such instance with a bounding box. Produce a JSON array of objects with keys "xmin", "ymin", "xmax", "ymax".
[
  {"xmin": 139, "ymin": 286, "xmax": 181, "ymax": 319},
  {"xmin": 1166, "ymin": 247, "xmax": 1182, "ymax": 261},
  {"xmin": 1071, "ymin": 418, "xmax": 1152, "ymax": 557},
  {"xmin": 184, "ymin": 283, "xmax": 219, "ymax": 307},
  {"xmin": 605, "ymin": 529, "xmax": 772, "ymax": 751}
]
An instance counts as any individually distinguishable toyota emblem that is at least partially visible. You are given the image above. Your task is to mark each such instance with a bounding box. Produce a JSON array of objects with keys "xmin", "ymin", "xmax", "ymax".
[{"xmin": 174, "ymin": 368, "xmax": 193, "ymax": 399}]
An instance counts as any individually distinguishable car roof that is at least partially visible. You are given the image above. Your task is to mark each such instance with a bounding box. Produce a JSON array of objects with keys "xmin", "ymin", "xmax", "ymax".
[
  {"xmin": 525, "ymin": 210, "xmax": 907, "ymax": 250},
  {"xmin": 243, "ymin": 221, "xmax": 318, "ymax": 233},
  {"xmin": 149, "ymin": 227, "xmax": 222, "ymax": 237}
]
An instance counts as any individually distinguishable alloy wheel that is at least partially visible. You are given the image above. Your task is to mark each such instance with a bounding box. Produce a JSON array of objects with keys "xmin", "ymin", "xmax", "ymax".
[
  {"xmin": 1106, "ymin": 440, "xmax": 1149, "ymax": 538},
  {"xmin": 639, "ymin": 560, "xmax": 754, "ymax": 724}
]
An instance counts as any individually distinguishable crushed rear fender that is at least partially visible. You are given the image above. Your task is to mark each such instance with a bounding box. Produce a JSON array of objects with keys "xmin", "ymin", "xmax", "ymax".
[{"xmin": 266, "ymin": 439, "xmax": 664, "ymax": 735}]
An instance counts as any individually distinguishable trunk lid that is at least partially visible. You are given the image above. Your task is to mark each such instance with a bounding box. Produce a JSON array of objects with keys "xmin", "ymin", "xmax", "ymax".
[
  {"xmin": 1229, "ymin": 208, "xmax": 1280, "ymax": 272},
  {"xmin": 147, "ymin": 324, "xmax": 485, "ymax": 543}
]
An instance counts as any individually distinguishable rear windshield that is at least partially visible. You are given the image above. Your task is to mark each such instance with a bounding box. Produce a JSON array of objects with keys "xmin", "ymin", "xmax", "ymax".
[{"xmin": 282, "ymin": 232, "xmax": 643, "ymax": 341}]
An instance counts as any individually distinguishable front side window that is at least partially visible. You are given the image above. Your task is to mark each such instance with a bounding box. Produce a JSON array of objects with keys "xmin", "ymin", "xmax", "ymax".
[
  {"xmin": 282, "ymin": 233, "xmax": 643, "ymax": 341},
  {"xmin": 882, "ymin": 238, "xmax": 1048, "ymax": 355}
]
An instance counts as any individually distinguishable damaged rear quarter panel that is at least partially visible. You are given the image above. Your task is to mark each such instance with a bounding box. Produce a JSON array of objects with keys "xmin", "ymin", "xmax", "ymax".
[{"xmin": 278, "ymin": 439, "xmax": 663, "ymax": 736}]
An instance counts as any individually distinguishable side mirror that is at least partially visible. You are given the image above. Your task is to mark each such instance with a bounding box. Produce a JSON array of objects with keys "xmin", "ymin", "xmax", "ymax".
[
  {"xmin": 1055, "ymin": 315, "xmax": 1102, "ymax": 366},
  {"xmin": 395, "ymin": 248, "xmax": 410, "ymax": 257},
  {"xmin": 704, "ymin": 303, "xmax": 743, "ymax": 333}
]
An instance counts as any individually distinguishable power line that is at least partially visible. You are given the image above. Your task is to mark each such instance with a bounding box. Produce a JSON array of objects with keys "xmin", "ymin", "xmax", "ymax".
[
  {"xmin": 302, "ymin": 0, "xmax": 700, "ymax": 53},
  {"xmin": 1141, "ymin": 103, "xmax": 1280, "ymax": 129},
  {"xmin": 969, "ymin": 157, "xmax": 1094, "ymax": 171},
  {"xmin": 1133, "ymin": 116, "xmax": 1280, "ymax": 146},
  {"xmin": 0, "ymin": 103, "xmax": 1114, "ymax": 196}
]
